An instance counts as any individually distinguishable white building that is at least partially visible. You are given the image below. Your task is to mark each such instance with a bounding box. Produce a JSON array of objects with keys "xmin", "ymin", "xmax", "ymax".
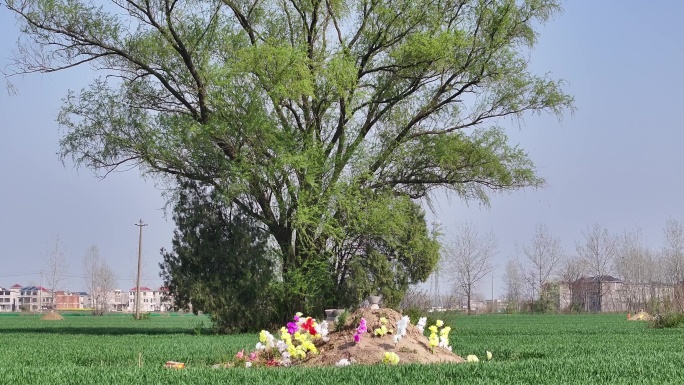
[
  {"xmin": 0, "ymin": 284, "xmax": 21, "ymax": 311},
  {"xmin": 18, "ymin": 286, "xmax": 52, "ymax": 311}
]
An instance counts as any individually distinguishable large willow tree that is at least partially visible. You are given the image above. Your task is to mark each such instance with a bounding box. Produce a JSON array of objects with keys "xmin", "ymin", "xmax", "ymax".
[{"xmin": 4, "ymin": 0, "xmax": 572, "ymax": 314}]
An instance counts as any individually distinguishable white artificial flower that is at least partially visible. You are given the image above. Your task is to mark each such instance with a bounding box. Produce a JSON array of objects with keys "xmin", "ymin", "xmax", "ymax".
[
  {"xmin": 396, "ymin": 315, "xmax": 410, "ymax": 338},
  {"xmin": 487, "ymin": 351, "xmax": 492, "ymax": 360},
  {"xmin": 245, "ymin": 362, "xmax": 252, "ymax": 368},
  {"xmin": 315, "ymin": 321, "xmax": 330, "ymax": 337},
  {"xmin": 416, "ymin": 317, "xmax": 428, "ymax": 334},
  {"xmin": 335, "ymin": 358, "xmax": 352, "ymax": 367},
  {"xmin": 255, "ymin": 342, "xmax": 266, "ymax": 351},
  {"xmin": 276, "ymin": 340, "xmax": 288, "ymax": 352},
  {"xmin": 280, "ymin": 351, "xmax": 291, "ymax": 367}
]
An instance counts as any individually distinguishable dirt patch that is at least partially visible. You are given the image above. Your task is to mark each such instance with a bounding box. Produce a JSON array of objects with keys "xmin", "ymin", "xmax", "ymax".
[
  {"xmin": 301, "ymin": 308, "xmax": 463, "ymax": 367},
  {"xmin": 628, "ymin": 311, "xmax": 653, "ymax": 321},
  {"xmin": 40, "ymin": 312, "xmax": 64, "ymax": 321}
]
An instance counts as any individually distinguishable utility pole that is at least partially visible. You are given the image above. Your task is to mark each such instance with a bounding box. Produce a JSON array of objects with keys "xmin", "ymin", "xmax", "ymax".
[
  {"xmin": 491, "ymin": 275, "xmax": 494, "ymax": 314},
  {"xmin": 134, "ymin": 220, "xmax": 147, "ymax": 320}
]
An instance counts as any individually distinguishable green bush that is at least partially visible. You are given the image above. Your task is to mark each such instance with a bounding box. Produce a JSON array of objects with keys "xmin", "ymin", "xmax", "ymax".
[{"xmin": 649, "ymin": 312, "xmax": 684, "ymax": 329}]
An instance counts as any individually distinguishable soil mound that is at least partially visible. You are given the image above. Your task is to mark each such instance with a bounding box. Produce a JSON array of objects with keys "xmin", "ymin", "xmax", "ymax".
[
  {"xmin": 40, "ymin": 312, "xmax": 64, "ymax": 321},
  {"xmin": 628, "ymin": 311, "xmax": 653, "ymax": 321},
  {"xmin": 302, "ymin": 308, "xmax": 463, "ymax": 367}
]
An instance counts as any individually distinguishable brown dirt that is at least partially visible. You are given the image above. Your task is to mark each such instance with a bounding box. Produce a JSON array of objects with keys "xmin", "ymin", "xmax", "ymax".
[
  {"xmin": 301, "ymin": 308, "xmax": 463, "ymax": 367},
  {"xmin": 628, "ymin": 311, "xmax": 653, "ymax": 321},
  {"xmin": 40, "ymin": 312, "xmax": 64, "ymax": 321}
]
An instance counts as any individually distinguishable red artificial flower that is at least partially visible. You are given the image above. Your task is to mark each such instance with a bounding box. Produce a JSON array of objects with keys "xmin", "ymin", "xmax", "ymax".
[{"xmin": 302, "ymin": 317, "xmax": 317, "ymax": 335}]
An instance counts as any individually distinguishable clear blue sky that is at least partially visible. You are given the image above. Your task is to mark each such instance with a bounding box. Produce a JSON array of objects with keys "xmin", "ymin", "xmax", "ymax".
[{"xmin": 1, "ymin": 1, "xmax": 683, "ymax": 297}]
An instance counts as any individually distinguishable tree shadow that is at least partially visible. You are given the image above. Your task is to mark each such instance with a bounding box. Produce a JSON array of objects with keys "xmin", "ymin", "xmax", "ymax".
[{"xmin": 0, "ymin": 326, "xmax": 195, "ymax": 336}]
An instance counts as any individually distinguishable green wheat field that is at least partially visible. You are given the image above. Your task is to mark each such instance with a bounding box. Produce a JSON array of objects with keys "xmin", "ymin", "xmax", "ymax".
[{"xmin": 0, "ymin": 312, "xmax": 681, "ymax": 384}]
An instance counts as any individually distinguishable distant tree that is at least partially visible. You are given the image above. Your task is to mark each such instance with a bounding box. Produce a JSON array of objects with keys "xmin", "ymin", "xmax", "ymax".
[
  {"xmin": 662, "ymin": 217, "xmax": 684, "ymax": 285},
  {"xmin": 45, "ymin": 235, "xmax": 69, "ymax": 310},
  {"xmin": 616, "ymin": 227, "xmax": 655, "ymax": 312},
  {"xmin": 83, "ymin": 245, "xmax": 116, "ymax": 315},
  {"xmin": 159, "ymin": 181, "xmax": 278, "ymax": 332},
  {"xmin": 443, "ymin": 223, "xmax": 497, "ymax": 313},
  {"xmin": 4, "ymin": 0, "xmax": 573, "ymax": 315},
  {"xmin": 576, "ymin": 223, "xmax": 616, "ymax": 311},
  {"xmin": 518, "ymin": 224, "xmax": 563, "ymax": 303},
  {"xmin": 559, "ymin": 256, "xmax": 588, "ymax": 312},
  {"xmin": 503, "ymin": 259, "xmax": 523, "ymax": 312}
]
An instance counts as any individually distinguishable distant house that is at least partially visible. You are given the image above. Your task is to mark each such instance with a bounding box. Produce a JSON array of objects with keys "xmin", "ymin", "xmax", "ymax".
[
  {"xmin": 128, "ymin": 287, "xmax": 156, "ymax": 312},
  {"xmin": 0, "ymin": 285, "xmax": 21, "ymax": 312},
  {"xmin": 18, "ymin": 286, "xmax": 51, "ymax": 311},
  {"xmin": 54, "ymin": 291, "xmax": 88, "ymax": 310},
  {"xmin": 557, "ymin": 276, "xmax": 676, "ymax": 313}
]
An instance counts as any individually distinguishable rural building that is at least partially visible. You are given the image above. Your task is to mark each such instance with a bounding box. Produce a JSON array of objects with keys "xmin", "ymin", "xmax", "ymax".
[
  {"xmin": 17, "ymin": 286, "xmax": 52, "ymax": 311},
  {"xmin": 0, "ymin": 284, "xmax": 21, "ymax": 311},
  {"xmin": 557, "ymin": 276, "xmax": 677, "ymax": 313},
  {"xmin": 54, "ymin": 291, "xmax": 88, "ymax": 310}
]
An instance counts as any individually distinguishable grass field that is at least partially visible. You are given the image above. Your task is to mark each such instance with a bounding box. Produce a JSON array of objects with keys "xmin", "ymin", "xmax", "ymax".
[{"xmin": 0, "ymin": 312, "xmax": 682, "ymax": 384}]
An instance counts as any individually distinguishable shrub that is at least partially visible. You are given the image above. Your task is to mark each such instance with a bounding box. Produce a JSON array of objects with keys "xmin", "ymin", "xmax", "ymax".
[{"xmin": 649, "ymin": 313, "xmax": 684, "ymax": 329}]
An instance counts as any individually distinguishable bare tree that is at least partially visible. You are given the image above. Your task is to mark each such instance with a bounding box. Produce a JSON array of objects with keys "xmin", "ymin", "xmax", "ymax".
[
  {"xmin": 518, "ymin": 224, "xmax": 564, "ymax": 301},
  {"xmin": 616, "ymin": 227, "xmax": 656, "ymax": 312},
  {"xmin": 45, "ymin": 235, "xmax": 69, "ymax": 310},
  {"xmin": 559, "ymin": 256, "xmax": 588, "ymax": 311},
  {"xmin": 576, "ymin": 223, "xmax": 617, "ymax": 311},
  {"xmin": 398, "ymin": 287, "xmax": 432, "ymax": 312},
  {"xmin": 443, "ymin": 223, "xmax": 497, "ymax": 314},
  {"xmin": 83, "ymin": 245, "xmax": 117, "ymax": 315},
  {"xmin": 662, "ymin": 217, "xmax": 684, "ymax": 284},
  {"xmin": 503, "ymin": 259, "xmax": 523, "ymax": 312}
]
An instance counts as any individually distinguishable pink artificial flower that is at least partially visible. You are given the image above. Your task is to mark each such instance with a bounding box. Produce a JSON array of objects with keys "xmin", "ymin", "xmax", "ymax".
[
  {"xmin": 236, "ymin": 349, "xmax": 244, "ymax": 359},
  {"xmin": 353, "ymin": 334, "xmax": 360, "ymax": 343},
  {"xmin": 249, "ymin": 351, "xmax": 258, "ymax": 361}
]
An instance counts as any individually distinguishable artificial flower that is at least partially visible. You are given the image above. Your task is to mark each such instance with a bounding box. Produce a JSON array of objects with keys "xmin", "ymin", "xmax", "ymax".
[
  {"xmin": 354, "ymin": 318, "xmax": 367, "ymax": 344},
  {"xmin": 487, "ymin": 351, "xmax": 492, "ymax": 360},
  {"xmin": 235, "ymin": 349, "xmax": 244, "ymax": 359},
  {"xmin": 335, "ymin": 358, "xmax": 352, "ymax": 367},
  {"xmin": 436, "ymin": 319, "xmax": 444, "ymax": 327},
  {"xmin": 245, "ymin": 361, "xmax": 252, "ymax": 368},
  {"xmin": 374, "ymin": 325, "xmax": 388, "ymax": 336},
  {"xmin": 249, "ymin": 351, "xmax": 258, "ymax": 361},
  {"xmin": 466, "ymin": 355, "xmax": 479, "ymax": 363},
  {"xmin": 287, "ymin": 321, "xmax": 298, "ymax": 335},
  {"xmin": 383, "ymin": 352, "xmax": 400, "ymax": 365},
  {"xmin": 416, "ymin": 317, "xmax": 427, "ymax": 334},
  {"xmin": 380, "ymin": 317, "xmax": 388, "ymax": 324}
]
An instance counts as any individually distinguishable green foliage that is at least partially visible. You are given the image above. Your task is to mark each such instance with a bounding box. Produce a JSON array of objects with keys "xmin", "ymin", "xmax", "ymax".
[
  {"xmin": 159, "ymin": 181, "xmax": 280, "ymax": 332},
  {"xmin": 649, "ymin": 313, "xmax": 684, "ymax": 329},
  {"xmin": 5, "ymin": 0, "xmax": 574, "ymax": 315},
  {"xmin": 133, "ymin": 312, "xmax": 151, "ymax": 321}
]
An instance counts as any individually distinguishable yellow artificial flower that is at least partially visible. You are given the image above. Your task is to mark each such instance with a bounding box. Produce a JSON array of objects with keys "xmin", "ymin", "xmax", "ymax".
[
  {"xmin": 380, "ymin": 317, "xmax": 388, "ymax": 324},
  {"xmin": 374, "ymin": 325, "xmax": 388, "ymax": 336},
  {"xmin": 429, "ymin": 333, "xmax": 439, "ymax": 348},
  {"xmin": 436, "ymin": 320, "xmax": 444, "ymax": 327},
  {"xmin": 440, "ymin": 326, "xmax": 451, "ymax": 335},
  {"xmin": 428, "ymin": 325, "xmax": 438, "ymax": 333},
  {"xmin": 287, "ymin": 345, "xmax": 297, "ymax": 357},
  {"xmin": 259, "ymin": 330, "xmax": 268, "ymax": 343},
  {"xmin": 487, "ymin": 351, "xmax": 493, "ymax": 360},
  {"xmin": 466, "ymin": 355, "xmax": 479, "ymax": 363},
  {"xmin": 383, "ymin": 352, "xmax": 400, "ymax": 365}
]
